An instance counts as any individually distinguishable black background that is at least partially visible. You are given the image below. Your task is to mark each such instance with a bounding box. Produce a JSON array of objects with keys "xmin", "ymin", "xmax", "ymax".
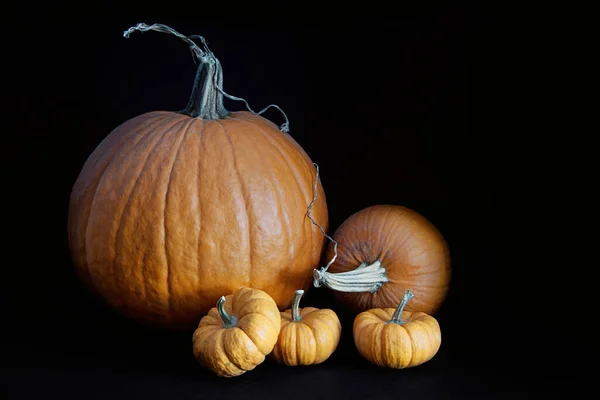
[{"xmin": 2, "ymin": 3, "xmax": 540, "ymax": 399}]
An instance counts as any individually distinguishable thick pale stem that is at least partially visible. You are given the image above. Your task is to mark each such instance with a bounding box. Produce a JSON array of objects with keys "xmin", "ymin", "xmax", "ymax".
[
  {"xmin": 181, "ymin": 56, "xmax": 229, "ymax": 119},
  {"xmin": 389, "ymin": 289, "xmax": 414, "ymax": 325},
  {"xmin": 217, "ymin": 296, "xmax": 237, "ymax": 328},
  {"xmin": 123, "ymin": 22, "xmax": 229, "ymax": 120},
  {"xmin": 291, "ymin": 290, "xmax": 304, "ymax": 322},
  {"xmin": 313, "ymin": 260, "xmax": 389, "ymax": 293}
]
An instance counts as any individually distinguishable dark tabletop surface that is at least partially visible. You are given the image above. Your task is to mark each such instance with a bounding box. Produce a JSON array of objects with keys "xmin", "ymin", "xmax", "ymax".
[{"xmin": 1, "ymin": 280, "xmax": 530, "ymax": 400}]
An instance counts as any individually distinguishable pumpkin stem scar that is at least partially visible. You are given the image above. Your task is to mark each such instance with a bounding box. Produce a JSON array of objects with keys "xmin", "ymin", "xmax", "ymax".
[
  {"xmin": 216, "ymin": 296, "xmax": 238, "ymax": 328},
  {"xmin": 389, "ymin": 289, "xmax": 414, "ymax": 325},
  {"xmin": 291, "ymin": 290, "xmax": 305, "ymax": 322},
  {"xmin": 123, "ymin": 22, "xmax": 291, "ymax": 132}
]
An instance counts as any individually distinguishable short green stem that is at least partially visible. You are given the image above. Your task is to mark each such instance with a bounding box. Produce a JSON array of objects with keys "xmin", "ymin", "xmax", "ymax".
[
  {"xmin": 217, "ymin": 296, "xmax": 237, "ymax": 328},
  {"xmin": 291, "ymin": 290, "xmax": 304, "ymax": 322},
  {"xmin": 389, "ymin": 289, "xmax": 414, "ymax": 325}
]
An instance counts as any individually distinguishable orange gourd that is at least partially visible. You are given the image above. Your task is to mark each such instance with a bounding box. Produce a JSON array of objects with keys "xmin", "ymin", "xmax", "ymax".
[
  {"xmin": 313, "ymin": 204, "xmax": 450, "ymax": 315},
  {"xmin": 67, "ymin": 23, "xmax": 328, "ymax": 329},
  {"xmin": 353, "ymin": 289, "xmax": 441, "ymax": 369},
  {"xmin": 270, "ymin": 290, "xmax": 341, "ymax": 366},
  {"xmin": 192, "ymin": 287, "xmax": 281, "ymax": 377}
]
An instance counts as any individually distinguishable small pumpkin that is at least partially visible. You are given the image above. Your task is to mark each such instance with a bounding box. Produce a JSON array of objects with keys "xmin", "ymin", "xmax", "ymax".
[
  {"xmin": 353, "ymin": 289, "xmax": 441, "ymax": 369},
  {"xmin": 67, "ymin": 23, "xmax": 328, "ymax": 329},
  {"xmin": 270, "ymin": 289, "xmax": 341, "ymax": 366},
  {"xmin": 314, "ymin": 204, "xmax": 450, "ymax": 315},
  {"xmin": 192, "ymin": 287, "xmax": 281, "ymax": 377}
]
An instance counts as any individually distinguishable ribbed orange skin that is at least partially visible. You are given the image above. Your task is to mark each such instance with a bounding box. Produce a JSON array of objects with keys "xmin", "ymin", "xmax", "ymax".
[
  {"xmin": 192, "ymin": 287, "xmax": 281, "ymax": 377},
  {"xmin": 353, "ymin": 308, "xmax": 441, "ymax": 369},
  {"xmin": 270, "ymin": 306, "xmax": 341, "ymax": 366},
  {"xmin": 324, "ymin": 205, "xmax": 450, "ymax": 315},
  {"xmin": 67, "ymin": 110, "xmax": 328, "ymax": 329}
]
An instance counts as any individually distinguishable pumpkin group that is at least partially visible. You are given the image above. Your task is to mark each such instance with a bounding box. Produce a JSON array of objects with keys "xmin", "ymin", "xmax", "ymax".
[
  {"xmin": 69, "ymin": 22, "xmax": 454, "ymax": 378},
  {"xmin": 318, "ymin": 204, "xmax": 450, "ymax": 315},
  {"xmin": 67, "ymin": 23, "xmax": 328, "ymax": 329},
  {"xmin": 353, "ymin": 289, "xmax": 441, "ymax": 369},
  {"xmin": 192, "ymin": 287, "xmax": 281, "ymax": 377}
]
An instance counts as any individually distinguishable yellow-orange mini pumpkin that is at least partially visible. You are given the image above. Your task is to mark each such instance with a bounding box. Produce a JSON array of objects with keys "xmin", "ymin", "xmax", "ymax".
[
  {"xmin": 67, "ymin": 23, "xmax": 328, "ymax": 329},
  {"xmin": 270, "ymin": 290, "xmax": 341, "ymax": 366},
  {"xmin": 353, "ymin": 289, "xmax": 441, "ymax": 369},
  {"xmin": 192, "ymin": 287, "xmax": 281, "ymax": 377}
]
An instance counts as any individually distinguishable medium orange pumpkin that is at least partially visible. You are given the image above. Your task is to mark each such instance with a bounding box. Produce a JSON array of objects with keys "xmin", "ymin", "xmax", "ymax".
[
  {"xmin": 313, "ymin": 205, "xmax": 450, "ymax": 315},
  {"xmin": 67, "ymin": 23, "xmax": 328, "ymax": 329}
]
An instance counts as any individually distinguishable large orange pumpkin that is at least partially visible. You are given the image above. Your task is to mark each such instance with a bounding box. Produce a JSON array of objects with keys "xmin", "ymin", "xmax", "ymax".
[{"xmin": 67, "ymin": 23, "xmax": 328, "ymax": 329}]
